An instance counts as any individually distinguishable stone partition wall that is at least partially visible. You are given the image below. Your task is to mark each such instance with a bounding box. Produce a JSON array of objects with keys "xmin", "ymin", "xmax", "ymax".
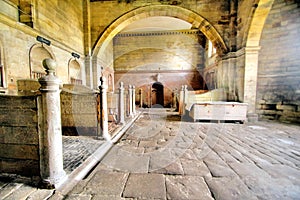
[
  {"xmin": 115, "ymin": 70, "xmax": 205, "ymax": 107},
  {"xmin": 0, "ymin": 94, "xmax": 40, "ymax": 176},
  {"xmin": 60, "ymin": 84, "xmax": 98, "ymax": 136},
  {"xmin": 257, "ymin": 0, "xmax": 300, "ymax": 123}
]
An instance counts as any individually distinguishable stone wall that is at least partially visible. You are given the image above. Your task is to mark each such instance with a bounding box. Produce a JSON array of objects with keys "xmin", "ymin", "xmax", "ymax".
[
  {"xmin": 61, "ymin": 84, "xmax": 98, "ymax": 136},
  {"xmin": 0, "ymin": 95, "xmax": 40, "ymax": 176},
  {"xmin": 115, "ymin": 70, "xmax": 205, "ymax": 107},
  {"xmin": 113, "ymin": 31, "xmax": 205, "ymax": 71},
  {"xmin": 257, "ymin": 0, "xmax": 300, "ymax": 123},
  {"xmin": 0, "ymin": 0, "xmax": 85, "ymax": 90},
  {"xmin": 90, "ymin": 0, "xmax": 230, "ymax": 49}
]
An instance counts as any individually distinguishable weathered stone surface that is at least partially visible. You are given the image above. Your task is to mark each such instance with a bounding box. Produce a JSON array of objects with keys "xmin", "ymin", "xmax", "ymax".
[
  {"xmin": 207, "ymin": 177, "xmax": 258, "ymax": 200},
  {"xmin": 122, "ymin": 173, "xmax": 166, "ymax": 199},
  {"xmin": 166, "ymin": 175, "xmax": 213, "ymax": 200},
  {"xmin": 84, "ymin": 171, "xmax": 128, "ymax": 196},
  {"xmin": 101, "ymin": 147, "xmax": 150, "ymax": 173},
  {"xmin": 26, "ymin": 189, "xmax": 54, "ymax": 200},
  {"xmin": 181, "ymin": 158, "xmax": 211, "ymax": 177}
]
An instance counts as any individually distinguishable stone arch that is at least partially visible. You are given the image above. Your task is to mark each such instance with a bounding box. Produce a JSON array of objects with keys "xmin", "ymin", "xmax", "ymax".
[
  {"xmin": 29, "ymin": 44, "xmax": 55, "ymax": 79},
  {"xmin": 68, "ymin": 58, "xmax": 82, "ymax": 85},
  {"xmin": 243, "ymin": 0, "xmax": 274, "ymax": 118},
  {"xmin": 152, "ymin": 82, "xmax": 164, "ymax": 107},
  {"xmin": 92, "ymin": 5, "xmax": 228, "ymax": 57},
  {"xmin": 246, "ymin": 0, "xmax": 274, "ymax": 47}
]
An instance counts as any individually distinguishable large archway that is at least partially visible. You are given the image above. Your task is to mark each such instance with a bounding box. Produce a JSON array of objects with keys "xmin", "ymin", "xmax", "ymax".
[
  {"xmin": 92, "ymin": 5, "xmax": 228, "ymax": 58},
  {"xmin": 89, "ymin": 5, "xmax": 228, "ymax": 89}
]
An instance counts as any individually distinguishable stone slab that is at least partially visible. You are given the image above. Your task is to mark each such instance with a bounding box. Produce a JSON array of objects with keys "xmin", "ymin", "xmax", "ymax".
[
  {"xmin": 122, "ymin": 173, "xmax": 166, "ymax": 199},
  {"xmin": 206, "ymin": 177, "xmax": 258, "ymax": 200},
  {"xmin": 84, "ymin": 171, "xmax": 128, "ymax": 196},
  {"xmin": 166, "ymin": 175, "xmax": 213, "ymax": 200}
]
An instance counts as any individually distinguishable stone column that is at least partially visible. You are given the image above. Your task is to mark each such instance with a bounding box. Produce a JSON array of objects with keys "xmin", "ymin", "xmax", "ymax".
[
  {"xmin": 128, "ymin": 85, "xmax": 133, "ymax": 117},
  {"xmin": 139, "ymin": 88, "xmax": 143, "ymax": 108},
  {"xmin": 183, "ymin": 85, "xmax": 188, "ymax": 115},
  {"xmin": 179, "ymin": 85, "xmax": 184, "ymax": 115},
  {"xmin": 118, "ymin": 82, "xmax": 125, "ymax": 124},
  {"xmin": 132, "ymin": 85, "xmax": 136, "ymax": 115},
  {"xmin": 99, "ymin": 76, "xmax": 110, "ymax": 140},
  {"xmin": 38, "ymin": 58, "xmax": 66, "ymax": 188},
  {"xmin": 149, "ymin": 85, "xmax": 152, "ymax": 107},
  {"xmin": 244, "ymin": 46, "xmax": 260, "ymax": 122}
]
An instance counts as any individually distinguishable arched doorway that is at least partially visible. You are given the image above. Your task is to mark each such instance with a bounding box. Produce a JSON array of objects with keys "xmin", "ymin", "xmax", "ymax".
[{"xmin": 152, "ymin": 82, "xmax": 164, "ymax": 107}]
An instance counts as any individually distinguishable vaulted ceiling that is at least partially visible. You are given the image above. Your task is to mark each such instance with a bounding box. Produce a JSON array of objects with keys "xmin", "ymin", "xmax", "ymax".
[{"xmin": 120, "ymin": 16, "xmax": 192, "ymax": 33}]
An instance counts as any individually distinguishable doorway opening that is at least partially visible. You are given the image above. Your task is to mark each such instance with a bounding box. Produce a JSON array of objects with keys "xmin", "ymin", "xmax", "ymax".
[{"xmin": 152, "ymin": 82, "xmax": 164, "ymax": 108}]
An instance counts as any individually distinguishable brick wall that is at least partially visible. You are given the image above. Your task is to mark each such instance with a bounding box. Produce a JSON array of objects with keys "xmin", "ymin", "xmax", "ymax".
[
  {"xmin": 257, "ymin": 0, "xmax": 300, "ymax": 123},
  {"xmin": 0, "ymin": 95, "xmax": 40, "ymax": 176}
]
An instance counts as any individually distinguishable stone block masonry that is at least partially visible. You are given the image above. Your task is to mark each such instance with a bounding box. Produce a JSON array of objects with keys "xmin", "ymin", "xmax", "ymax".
[
  {"xmin": 60, "ymin": 84, "xmax": 98, "ymax": 136},
  {"xmin": 0, "ymin": 95, "xmax": 40, "ymax": 176},
  {"xmin": 257, "ymin": 0, "xmax": 300, "ymax": 123}
]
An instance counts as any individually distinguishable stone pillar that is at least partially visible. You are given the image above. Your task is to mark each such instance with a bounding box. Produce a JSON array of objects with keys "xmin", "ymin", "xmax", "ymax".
[
  {"xmin": 38, "ymin": 58, "xmax": 66, "ymax": 188},
  {"xmin": 183, "ymin": 85, "xmax": 188, "ymax": 115},
  {"xmin": 132, "ymin": 85, "xmax": 136, "ymax": 115},
  {"xmin": 172, "ymin": 90, "xmax": 177, "ymax": 109},
  {"xmin": 99, "ymin": 76, "xmax": 110, "ymax": 140},
  {"xmin": 149, "ymin": 85, "xmax": 152, "ymax": 107},
  {"xmin": 139, "ymin": 88, "xmax": 143, "ymax": 108},
  {"xmin": 179, "ymin": 85, "xmax": 184, "ymax": 115},
  {"xmin": 244, "ymin": 46, "xmax": 260, "ymax": 122},
  {"xmin": 84, "ymin": 56, "xmax": 93, "ymax": 88},
  {"xmin": 128, "ymin": 85, "xmax": 133, "ymax": 117},
  {"xmin": 118, "ymin": 82, "xmax": 125, "ymax": 124}
]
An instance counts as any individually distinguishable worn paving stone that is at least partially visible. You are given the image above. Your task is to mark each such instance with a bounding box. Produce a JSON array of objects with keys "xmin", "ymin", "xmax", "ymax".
[
  {"xmin": 166, "ymin": 175, "xmax": 213, "ymax": 200},
  {"xmin": 91, "ymin": 194, "xmax": 125, "ymax": 200},
  {"xmin": 206, "ymin": 176, "xmax": 258, "ymax": 200},
  {"xmin": 102, "ymin": 147, "xmax": 150, "ymax": 173},
  {"xmin": 229, "ymin": 162, "xmax": 300, "ymax": 199},
  {"xmin": 0, "ymin": 182, "xmax": 23, "ymax": 199},
  {"xmin": 64, "ymin": 194, "xmax": 92, "ymax": 200},
  {"xmin": 148, "ymin": 148, "xmax": 186, "ymax": 172},
  {"xmin": 122, "ymin": 173, "xmax": 166, "ymax": 199},
  {"xmin": 84, "ymin": 171, "xmax": 128, "ymax": 196},
  {"xmin": 150, "ymin": 159, "xmax": 184, "ymax": 175},
  {"xmin": 180, "ymin": 159, "xmax": 211, "ymax": 178},
  {"xmin": 4, "ymin": 184, "xmax": 36, "ymax": 200},
  {"xmin": 26, "ymin": 189, "xmax": 54, "ymax": 200}
]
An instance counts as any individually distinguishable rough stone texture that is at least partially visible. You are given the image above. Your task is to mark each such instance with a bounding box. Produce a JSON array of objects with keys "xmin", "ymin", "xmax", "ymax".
[
  {"xmin": 2, "ymin": 108, "xmax": 300, "ymax": 199},
  {"xmin": 123, "ymin": 173, "xmax": 166, "ymax": 199},
  {"xmin": 60, "ymin": 84, "xmax": 98, "ymax": 136},
  {"xmin": 257, "ymin": 0, "xmax": 300, "ymax": 123},
  {"xmin": 84, "ymin": 171, "xmax": 128, "ymax": 196},
  {"xmin": 166, "ymin": 175, "xmax": 213, "ymax": 200},
  {"xmin": 0, "ymin": 95, "xmax": 40, "ymax": 176}
]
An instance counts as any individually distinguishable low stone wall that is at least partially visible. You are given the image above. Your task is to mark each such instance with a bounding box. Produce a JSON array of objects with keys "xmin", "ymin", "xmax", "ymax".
[
  {"xmin": 0, "ymin": 94, "xmax": 40, "ymax": 176},
  {"xmin": 61, "ymin": 84, "xmax": 98, "ymax": 136},
  {"xmin": 257, "ymin": 101, "xmax": 300, "ymax": 123}
]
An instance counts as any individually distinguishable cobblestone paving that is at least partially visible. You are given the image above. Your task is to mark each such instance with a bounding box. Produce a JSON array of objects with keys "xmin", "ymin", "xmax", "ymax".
[
  {"xmin": 0, "ymin": 136, "xmax": 104, "ymax": 200},
  {"xmin": 64, "ymin": 109, "xmax": 300, "ymax": 200},
  {"xmin": 63, "ymin": 136, "xmax": 105, "ymax": 174}
]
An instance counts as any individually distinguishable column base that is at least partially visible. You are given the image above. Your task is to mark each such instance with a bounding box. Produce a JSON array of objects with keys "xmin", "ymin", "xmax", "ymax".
[
  {"xmin": 247, "ymin": 113, "xmax": 258, "ymax": 123},
  {"xmin": 39, "ymin": 171, "xmax": 67, "ymax": 189}
]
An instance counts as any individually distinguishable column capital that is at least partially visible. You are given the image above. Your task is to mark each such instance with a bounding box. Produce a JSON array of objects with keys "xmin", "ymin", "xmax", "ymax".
[{"xmin": 245, "ymin": 46, "xmax": 261, "ymax": 53}]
